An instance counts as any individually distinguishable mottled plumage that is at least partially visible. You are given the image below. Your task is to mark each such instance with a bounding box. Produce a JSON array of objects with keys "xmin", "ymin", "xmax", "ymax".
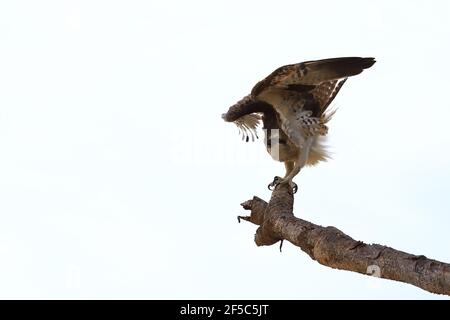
[{"xmin": 222, "ymin": 57, "xmax": 375, "ymax": 192}]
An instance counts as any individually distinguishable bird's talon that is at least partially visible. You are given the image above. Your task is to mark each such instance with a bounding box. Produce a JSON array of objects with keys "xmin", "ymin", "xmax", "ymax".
[{"xmin": 268, "ymin": 176, "xmax": 282, "ymax": 191}]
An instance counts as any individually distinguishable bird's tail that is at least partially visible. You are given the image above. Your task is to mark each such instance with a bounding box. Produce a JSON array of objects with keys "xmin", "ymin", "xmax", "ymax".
[{"xmin": 307, "ymin": 135, "xmax": 332, "ymax": 166}]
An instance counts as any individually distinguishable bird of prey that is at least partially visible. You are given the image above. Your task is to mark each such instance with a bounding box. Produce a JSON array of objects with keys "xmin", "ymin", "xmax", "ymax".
[{"xmin": 222, "ymin": 57, "xmax": 375, "ymax": 193}]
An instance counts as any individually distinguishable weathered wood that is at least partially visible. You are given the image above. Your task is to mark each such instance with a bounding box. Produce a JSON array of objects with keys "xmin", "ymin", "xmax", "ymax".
[{"xmin": 238, "ymin": 184, "xmax": 450, "ymax": 295}]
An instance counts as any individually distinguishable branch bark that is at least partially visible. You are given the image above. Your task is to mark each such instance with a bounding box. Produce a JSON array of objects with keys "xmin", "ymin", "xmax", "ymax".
[{"xmin": 238, "ymin": 184, "xmax": 450, "ymax": 295}]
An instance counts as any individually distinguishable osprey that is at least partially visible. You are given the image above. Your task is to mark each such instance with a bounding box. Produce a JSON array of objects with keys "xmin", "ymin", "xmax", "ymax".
[{"xmin": 222, "ymin": 57, "xmax": 375, "ymax": 193}]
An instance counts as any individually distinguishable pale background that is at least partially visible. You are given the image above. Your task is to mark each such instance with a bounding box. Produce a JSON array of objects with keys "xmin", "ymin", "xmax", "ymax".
[{"xmin": 0, "ymin": 0, "xmax": 449, "ymax": 299}]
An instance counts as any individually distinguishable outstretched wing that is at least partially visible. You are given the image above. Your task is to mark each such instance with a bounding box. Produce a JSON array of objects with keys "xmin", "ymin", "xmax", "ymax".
[
  {"xmin": 249, "ymin": 57, "xmax": 375, "ymax": 147},
  {"xmin": 252, "ymin": 57, "xmax": 374, "ymax": 118},
  {"xmin": 305, "ymin": 78, "xmax": 347, "ymax": 116},
  {"xmin": 222, "ymin": 95, "xmax": 274, "ymax": 142},
  {"xmin": 223, "ymin": 57, "xmax": 375, "ymax": 145},
  {"xmin": 251, "ymin": 57, "xmax": 375, "ymax": 96}
]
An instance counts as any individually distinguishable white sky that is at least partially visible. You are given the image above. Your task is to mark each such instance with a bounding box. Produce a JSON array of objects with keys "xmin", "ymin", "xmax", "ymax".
[{"xmin": 1, "ymin": 0, "xmax": 450, "ymax": 299}]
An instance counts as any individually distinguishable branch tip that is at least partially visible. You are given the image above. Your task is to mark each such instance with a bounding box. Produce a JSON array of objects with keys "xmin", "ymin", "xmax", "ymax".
[
  {"xmin": 240, "ymin": 200, "xmax": 253, "ymax": 210},
  {"xmin": 237, "ymin": 215, "xmax": 251, "ymax": 223}
]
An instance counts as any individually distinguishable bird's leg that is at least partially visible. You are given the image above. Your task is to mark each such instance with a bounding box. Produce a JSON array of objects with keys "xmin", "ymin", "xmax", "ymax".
[
  {"xmin": 271, "ymin": 137, "xmax": 313, "ymax": 192},
  {"xmin": 282, "ymin": 137, "xmax": 313, "ymax": 186},
  {"xmin": 284, "ymin": 160, "xmax": 295, "ymax": 177},
  {"xmin": 283, "ymin": 161, "xmax": 298, "ymax": 193}
]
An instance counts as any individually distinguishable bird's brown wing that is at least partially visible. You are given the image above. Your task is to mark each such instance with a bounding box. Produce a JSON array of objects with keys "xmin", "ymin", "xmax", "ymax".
[
  {"xmin": 222, "ymin": 95, "xmax": 274, "ymax": 142},
  {"xmin": 309, "ymin": 78, "xmax": 347, "ymax": 115},
  {"xmin": 251, "ymin": 57, "xmax": 375, "ymax": 96}
]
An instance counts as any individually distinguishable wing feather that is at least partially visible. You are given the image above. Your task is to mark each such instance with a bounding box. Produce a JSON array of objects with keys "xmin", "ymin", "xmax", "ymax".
[
  {"xmin": 251, "ymin": 57, "xmax": 375, "ymax": 95},
  {"xmin": 222, "ymin": 95, "xmax": 272, "ymax": 142},
  {"xmin": 311, "ymin": 78, "xmax": 347, "ymax": 114}
]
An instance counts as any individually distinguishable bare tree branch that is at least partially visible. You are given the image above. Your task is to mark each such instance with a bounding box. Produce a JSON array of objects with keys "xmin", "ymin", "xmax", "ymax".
[{"xmin": 238, "ymin": 184, "xmax": 450, "ymax": 295}]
